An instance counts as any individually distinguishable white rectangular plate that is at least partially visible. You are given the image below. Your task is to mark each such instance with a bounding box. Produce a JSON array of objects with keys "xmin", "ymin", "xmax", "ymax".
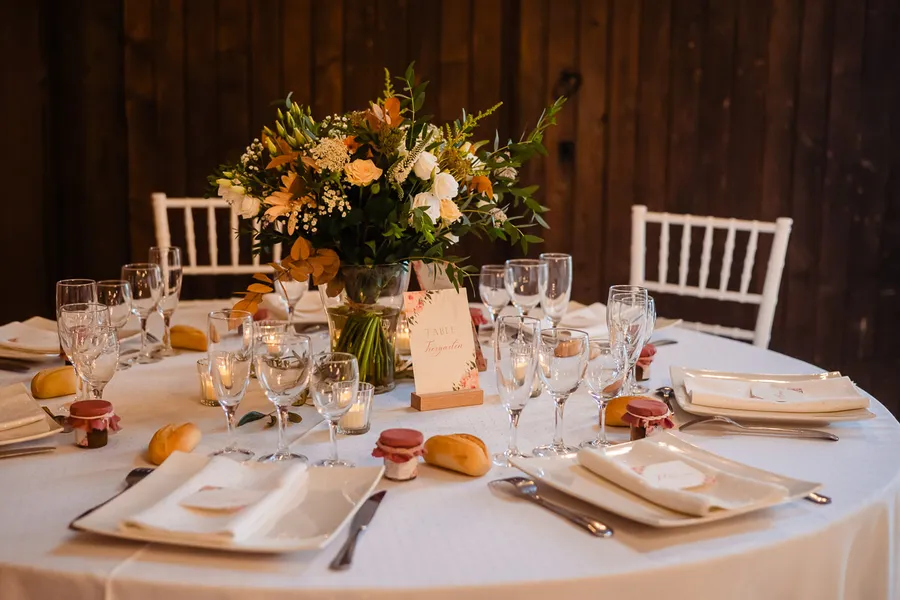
[
  {"xmin": 73, "ymin": 455, "xmax": 385, "ymax": 553},
  {"xmin": 510, "ymin": 432, "xmax": 821, "ymax": 528},
  {"xmin": 670, "ymin": 366, "xmax": 876, "ymax": 424},
  {"xmin": 0, "ymin": 413, "xmax": 63, "ymax": 446}
]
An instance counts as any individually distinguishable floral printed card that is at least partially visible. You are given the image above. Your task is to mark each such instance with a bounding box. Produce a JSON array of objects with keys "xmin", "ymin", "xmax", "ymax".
[{"xmin": 405, "ymin": 289, "xmax": 480, "ymax": 395}]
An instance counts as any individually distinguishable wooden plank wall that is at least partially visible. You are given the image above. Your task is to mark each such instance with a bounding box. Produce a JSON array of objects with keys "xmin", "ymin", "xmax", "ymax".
[{"xmin": 1, "ymin": 0, "xmax": 898, "ymax": 412}]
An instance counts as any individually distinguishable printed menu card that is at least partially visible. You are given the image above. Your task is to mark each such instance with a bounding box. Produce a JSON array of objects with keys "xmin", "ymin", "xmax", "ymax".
[{"xmin": 404, "ymin": 289, "xmax": 479, "ymax": 395}]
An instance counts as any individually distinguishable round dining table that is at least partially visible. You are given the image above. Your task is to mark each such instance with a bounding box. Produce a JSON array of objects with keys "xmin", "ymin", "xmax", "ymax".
[{"xmin": 1, "ymin": 300, "xmax": 898, "ymax": 600}]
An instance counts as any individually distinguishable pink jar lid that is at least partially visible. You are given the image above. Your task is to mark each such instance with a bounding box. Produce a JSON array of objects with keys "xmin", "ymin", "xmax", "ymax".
[
  {"xmin": 625, "ymin": 398, "xmax": 668, "ymax": 418},
  {"xmin": 377, "ymin": 428, "xmax": 423, "ymax": 449},
  {"xmin": 69, "ymin": 400, "xmax": 114, "ymax": 418}
]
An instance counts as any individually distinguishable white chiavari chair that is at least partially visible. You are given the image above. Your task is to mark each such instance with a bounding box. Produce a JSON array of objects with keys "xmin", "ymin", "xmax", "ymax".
[
  {"xmin": 630, "ymin": 205, "xmax": 792, "ymax": 348},
  {"xmin": 151, "ymin": 193, "xmax": 281, "ymax": 275}
]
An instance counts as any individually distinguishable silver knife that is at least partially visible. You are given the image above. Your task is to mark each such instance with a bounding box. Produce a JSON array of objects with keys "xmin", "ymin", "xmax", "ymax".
[
  {"xmin": 329, "ymin": 490, "xmax": 387, "ymax": 571},
  {"xmin": 0, "ymin": 446, "xmax": 55, "ymax": 459}
]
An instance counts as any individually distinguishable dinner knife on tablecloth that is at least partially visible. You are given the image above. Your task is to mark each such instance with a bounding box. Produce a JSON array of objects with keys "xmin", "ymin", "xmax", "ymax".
[
  {"xmin": 0, "ymin": 446, "xmax": 55, "ymax": 459},
  {"xmin": 329, "ymin": 491, "xmax": 387, "ymax": 571}
]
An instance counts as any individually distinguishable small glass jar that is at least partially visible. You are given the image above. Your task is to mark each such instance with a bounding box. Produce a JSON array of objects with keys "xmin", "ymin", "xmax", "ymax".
[
  {"xmin": 67, "ymin": 400, "xmax": 121, "ymax": 449},
  {"xmin": 339, "ymin": 382, "xmax": 375, "ymax": 435},
  {"xmin": 196, "ymin": 358, "xmax": 219, "ymax": 406},
  {"xmin": 372, "ymin": 428, "xmax": 424, "ymax": 481},
  {"xmin": 622, "ymin": 397, "xmax": 674, "ymax": 440}
]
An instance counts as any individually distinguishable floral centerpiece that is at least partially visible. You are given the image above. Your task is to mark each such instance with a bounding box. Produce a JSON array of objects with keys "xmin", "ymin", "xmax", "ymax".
[{"xmin": 209, "ymin": 64, "xmax": 564, "ymax": 393}]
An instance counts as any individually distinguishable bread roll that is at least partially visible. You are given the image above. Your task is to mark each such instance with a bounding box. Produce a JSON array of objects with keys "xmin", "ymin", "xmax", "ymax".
[
  {"xmin": 148, "ymin": 423, "xmax": 202, "ymax": 465},
  {"xmin": 170, "ymin": 325, "xmax": 208, "ymax": 352},
  {"xmin": 424, "ymin": 433, "xmax": 491, "ymax": 477},
  {"xmin": 31, "ymin": 365, "xmax": 77, "ymax": 399},
  {"xmin": 605, "ymin": 395, "xmax": 646, "ymax": 427}
]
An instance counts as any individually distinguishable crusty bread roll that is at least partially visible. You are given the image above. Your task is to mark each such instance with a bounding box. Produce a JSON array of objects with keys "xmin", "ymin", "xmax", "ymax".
[
  {"xmin": 148, "ymin": 423, "xmax": 202, "ymax": 465},
  {"xmin": 31, "ymin": 365, "xmax": 77, "ymax": 399},
  {"xmin": 424, "ymin": 433, "xmax": 491, "ymax": 477},
  {"xmin": 170, "ymin": 325, "xmax": 208, "ymax": 352}
]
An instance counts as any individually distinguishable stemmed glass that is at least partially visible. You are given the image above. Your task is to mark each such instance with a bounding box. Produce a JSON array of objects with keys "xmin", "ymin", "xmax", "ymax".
[
  {"xmin": 121, "ymin": 263, "xmax": 163, "ymax": 364},
  {"xmin": 310, "ymin": 352, "xmax": 359, "ymax": 467},
  {"xmin": 532, "ymin": 328, "xmax": 590, "ymax": 457},
  {"xmin": 254, "ymin": 331, "xmax": 311, "ymax": 462},
  {"xmin": 58, "ymin": 303, "xmax": 110, "ymax": 401},
  {"xmin": 582, "ymin": 340, "xmax": 627, "ymax": 448},
  {"xmin": 631, "ymin": 295, "xmax": 656, "ymax": 394},
  {"xmin": 72, "ymin": 326, "xmax": 120, "ymax": 399},
  {"xmin": 276, "ymin": 277, "xmax": 309, "ymax": 324},
  {"xmin": 149, "ymin": 246, "xmax": 183, "ymax": 357},
  {"xmin": 55, "ymin": 279, "xmax": 97, "ymax": 400},
  {"xmin": 493, "ymin": 315, "xmax": 541, "ymax": 466},
  {"xmin": 208, "ymin": 310, "xmax": 255, "ymax": 461},
  {"xmin": 97, "ymin": 280, "xmax": 133, "ymax": 370},
  {"xmin": 607, "ymin": 288, "xmax": 649, "ymax": 397},
  {"xmin": 539, "ymin": 253, "xmax": 572, "ymax": 327},
  {"xmin": 504, "ymin": 259, "xmax": 547, "ymax": 317},
  {"xmin": 479, "ymin": 265, "xmax": 510, "ymax": 331}
]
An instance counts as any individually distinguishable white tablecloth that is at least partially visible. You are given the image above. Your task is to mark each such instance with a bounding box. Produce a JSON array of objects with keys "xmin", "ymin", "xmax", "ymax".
[{"xmin": 1, "ymin": 300, "xmax": 898, "ymax": 600}]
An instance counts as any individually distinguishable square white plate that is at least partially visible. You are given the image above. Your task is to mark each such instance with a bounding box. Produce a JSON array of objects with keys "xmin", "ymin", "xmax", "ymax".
[
  {"xmin": 670, "ymin": 366, "xmax": 876, "ymax": 424},
  {"xmin": 72, "ymin": 455, "xmax": 385, "ymax": 553},
  {"xmin": 510, "ymin": 432, "xmax": 821, "ymax": 528},
  {"xmin": 0, "ymin": 413, "xmax": 63, "ymax": 446}
]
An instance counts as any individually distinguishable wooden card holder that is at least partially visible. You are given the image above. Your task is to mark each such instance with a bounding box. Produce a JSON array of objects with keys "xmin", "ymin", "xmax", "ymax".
[{"xmin": 411, "ymin": 389, "xmax": 484, "ymax": 411}]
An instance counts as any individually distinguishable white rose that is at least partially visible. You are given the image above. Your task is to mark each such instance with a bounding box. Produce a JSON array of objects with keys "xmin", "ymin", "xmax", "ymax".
[
  {"xmin": 432, "ymin": 172, "xmax": 459, "ymax": 200},
  {"xmin": 236, "ymin": 195, "xmax": 260, "ymax": 219},
  {"xmin": 411, "ymin": 191, "xmax": 441, "ymax": 224},
  {"xmin": 413, "ymin": 151, "xmax": 439, "ymax": 180}
]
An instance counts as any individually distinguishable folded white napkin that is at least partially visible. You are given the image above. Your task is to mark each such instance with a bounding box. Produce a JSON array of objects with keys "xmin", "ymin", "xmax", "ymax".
[
  {"xmin": 0, "ymin": 317, "xmax": 60, "ymax": 354},
  {"xmin": 578, "ymin": 444, "xmax": 789, "ymax": 516},
  {"xmin": 684, "ymin": 375, "xmax": 868, "ymax": 413},
  {"xmin": 258, "ymin": 291, "xmax": 326, "ymax": 322},
  {"xmin": 122, "ymin": 452, "xmax": 309, "ymax": 543},
  {"xmin": 559, "ymin": 302, "xmax": 608, "ymax": 337},
  {"xmin": 0, "ymin": 383, "xmax": 46, "ymax": 432}
]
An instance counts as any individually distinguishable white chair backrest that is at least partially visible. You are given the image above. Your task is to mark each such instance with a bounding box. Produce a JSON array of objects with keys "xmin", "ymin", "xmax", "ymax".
[
  {"xmin": 152, "ymin": 193, "xmax": 281, "ymax": 275},
  {"xmin": 629, "ymin": 205, "xmax": 792, "ymax": 348}
]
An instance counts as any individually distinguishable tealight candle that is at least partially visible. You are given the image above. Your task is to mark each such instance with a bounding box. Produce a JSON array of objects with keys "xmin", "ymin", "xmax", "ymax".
[
  {"xmin": 339, "ymin": 382, "xmax": 375, "ymax": 435},
  {"xmin": 196, "ymin": 358, "xmax": 219, "ymax": 407},
  {"xmin": 395, "ymin": 327, "xmax": 410, "ymax": 355}
]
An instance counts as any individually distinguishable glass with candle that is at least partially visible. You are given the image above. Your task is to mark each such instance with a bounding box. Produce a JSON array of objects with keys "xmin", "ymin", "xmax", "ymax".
[
  {"xmin": 338, "ymin": 382, "xmax": 375, "ymax": 435},
  {"xmin": 196, "ymin": 358, "xmax": 219, "ymax": 406}
]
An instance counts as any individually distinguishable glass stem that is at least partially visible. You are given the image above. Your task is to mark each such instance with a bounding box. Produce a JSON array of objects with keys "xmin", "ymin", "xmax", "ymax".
[
  {"xmin": 507, "ymin": 408, "xmax": 522, "ymax": 455},
  {"xmin": 162, "ymin": 313, "xmax": 173, "ymax": 351},
  {"xmin": 89, "ymin": 384, "xmax": 105, "ymax": 400},
  {"xmin": 627, "ymin": 364, "xmax": 637, "ymax": 394},
  {"xmin": 599, "ymin": 399, "xmax": 609, "ymax": 444},
  {"xmin": 276, "ymin": 404, "xmax": 289, "ymax": 455},
  {"xmin": 222, "ymin": 404, "xmax": 237, "ymax": 451},
  {"xmin": 139, "ymin": 316, "xmax": 149, "ymax": 357},
  {"xmin": 552, "ymin": 394, "xmax": 568, "ymax": 447},
  {"xmin": 328, "ymin": 420, "xmax": 339, "ymax": 462},
  {"xmin": 288, "ymin": 306, "xmax": 295, "ymax": 325},
  {"xmin": 74, "ymin": 373, "xmax": 86, "ymax": 400}
]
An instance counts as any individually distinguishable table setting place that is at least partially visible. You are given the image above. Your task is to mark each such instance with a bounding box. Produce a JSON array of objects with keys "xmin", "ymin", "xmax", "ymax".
[{"xmin": 1, "ymin": 68, "xmax": 898, "ymax": 600}]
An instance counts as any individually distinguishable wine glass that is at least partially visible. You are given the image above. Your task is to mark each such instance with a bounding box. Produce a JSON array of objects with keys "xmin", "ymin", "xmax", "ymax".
[
  {"xmin": 479, "ymin": 265, "xmax": 510, "ymax": 331},
  {"xmin": 493, "ymin": 315, "xmax": 541, "ymax": 466},
  {"xmin": 121, "ymin": 263, "xmax": 163, "ymax": 364},
  {"xmin": 97, "ymin": 280, "xmax": 133, "ymax": 370},
  {"xmin": 310, "ymin": 352, "xmax": 359, "ymax": 467},
  {"xmin": 504, "ymin": 259, "xmax": 547, "ymax": 317},
  {"xmin": 56, "ymin": 279, "xmax": 97, "ymax": 314},
  {"xmin": 532, "ymin": 328, "xmax": 590, "ymax": 457},
  {"xmin": 254, "ymin": 331, "xmax": 311, "ymax": 463},
  {"xmin": 208, "ymin": 309, "xmax": 255, "ymax": 461},
  {"xmin": 631, "ymin": 295, "xmax": 656, "ymax": 394},
  {"xmin": 57, "ymin": 303, "xmax": 110, "ymax": 401},
  {"xmin": 72, "ymin": 326, "xmax": 120, "ymax": 399},
  {"xmin": 539, "ymin": 253, "xmax": 572, "ymax": 327},
  {"xmin": 149, "ymin": 246, "xmax": 183, "ymax": 357},
  {"xmin": 276, "ymin": 277, "xmax": 309, "ymax": 324},
  {"xmin": 582, "ymin": 340, "xmax": 627, "ymax": 448},
  {"xmin": 607, "ymin": 289, "xmax": 649, "ymax": 397}
]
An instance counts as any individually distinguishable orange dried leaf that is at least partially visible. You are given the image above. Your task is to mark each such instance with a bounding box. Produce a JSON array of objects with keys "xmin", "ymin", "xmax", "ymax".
[
  {"xmin": 247, "ymin": 283, "xmax": 273, "ymax": 293},
  {"xmin": 325, "ymin": 278, "xmax": 345, "ymax": 298},
  {"xmin": 252, "ymin": 273, "xmax": 272, "ymax": 284},
  {"xmin": 233, "ymin": 298, "xmax": 259, "ymax": 315},
  {"xmin": 291, "ymin": 237, "xmax": 312, "ymax": 261},
  {"xmin": 266, "ymin": 154, "xmax": 296, "ymax": 170}
]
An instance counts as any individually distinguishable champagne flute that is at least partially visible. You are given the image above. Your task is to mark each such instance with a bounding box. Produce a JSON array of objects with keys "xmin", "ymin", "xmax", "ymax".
[
  {"xmin": 97, "ymin": 280, "xmax": 133, "ymax": 370},
  {"xmin": 310, "ymin": 352, "xmax": 359, "ymax": 467},
  {"xmin": 532, "ymin": 328, "xmax": 590, "ymax": 457},
  {"xmin": 539, "ymin": 253, "xmax": 572, "ymax": 327},
  {"xmin": 582, "ymin": 340, "xmax": 627, "ymax": 448},
  {"xmin": 493, "ymin": 315, "xmax": 541, "ymax": 466},
  {"xmin": 254, "ymin": 331, "xmax": 311, "ymax": 462},
  {"xmin": 121, "ymin": 263, "xmax": 163, "ymax": 364},
  {"xmin": 276, "ymin": 277, "xmax": 309, "ymax": 324},
  {"xmin": 607, "ymin": 289, "xmax": 649, "ymax": 397},
  {"xmin": 72, "ymin": 326, "xmax": 120, "ymax": 399},
  {"xmin": 504, "ymin": 259, "xmax": 547, "ymax": 317},
  {"xmin": 149, "ymin": 246, "xmax": 183, "ymax": 357},
  {"xmin": 55, "ymin": 280, "xmax": 98, "ymax": 400},
  {"xmin": 58, "ymin": 303, "xmax": 110, "ymax": 401},
  {"xmin": 631, "ymin": 295, "xmax": 656, "ymax": 394},
  {"xmin": 479, "ymin": 265, "xmax": 510, "ymax": 331},
  {"xmin": 208, "ymin": 309, "xmax": 255, "ymax": 461}
]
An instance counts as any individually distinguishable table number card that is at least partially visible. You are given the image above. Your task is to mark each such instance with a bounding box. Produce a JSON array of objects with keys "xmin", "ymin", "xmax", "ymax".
[{"xmin": 405, "ymin": 289, "xmax": 481, "ymax": 409}]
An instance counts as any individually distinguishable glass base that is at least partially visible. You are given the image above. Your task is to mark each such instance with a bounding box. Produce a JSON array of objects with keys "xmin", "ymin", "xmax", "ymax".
[
  {"xmin": 116, "ymin": 361, "xmax": 132, "ymax": 371},
  {"xmin": 580, "ymin": 438, "xmax": 613, "ymax": 449},
  {"xmin": 492, "ymin": 449, "xmax": 528, "ymax": 467},
  {"xmin": 259, "ymin": 452, "xmax": 308, "ymax": 463},
  {"xmin": 134, "ymin": 353, "xmax": 162, "ymax": 365},
  {"xmin": 315, "ymin": 458, "xmax": 355, "ymax": 467},
  {"xmin": 153, "ymin": 346, "xmax": 179, "ymax": 358},
  {"xmin": 532, "ymin": 443, "xmax": 579, "ymax": 458},
  {"xmin": 211, "ymin": 447, "xmax": 255, "ymax": 461},
  {"xmin": 631, "ymin": 383, "xmax": 650, "ymax": 394}
]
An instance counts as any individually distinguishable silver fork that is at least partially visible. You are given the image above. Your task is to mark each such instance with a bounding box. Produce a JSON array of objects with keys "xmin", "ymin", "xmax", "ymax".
[{"xmin": 679, "ymin": 415, "xmax": 839, "ymax": 441}]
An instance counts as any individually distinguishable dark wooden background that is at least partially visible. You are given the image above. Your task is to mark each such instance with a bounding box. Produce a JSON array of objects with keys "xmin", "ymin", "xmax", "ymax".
[{"xmin": 1, "ymin": 0, "xmax": 898, "ymax": 413}]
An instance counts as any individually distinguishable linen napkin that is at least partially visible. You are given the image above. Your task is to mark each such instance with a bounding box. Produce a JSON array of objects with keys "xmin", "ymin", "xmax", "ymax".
[
  {"xmin": 122, "ymin": 452, "xmax": 309, "ymax": 543},
  {"xmin": 578, "ymin": 444, "xmax": 789, "ymax": 517},
  {"xmin": 0, "ymin": 318, "xmax": 60, "ymax": 354},
  {"xmin": 559, "ymin": 302, "xmax": 608, "ymax": 337},
  {"xmin": 257, "ymin": 291, "xmax": 326, "ymax": 322},
  {"xmin": 684, "ymin": 374, "xmax": 868, "ymax": 413},
  {"xmin": 0, "ymin": 383, "xmax": 46, "ymax": 432}
]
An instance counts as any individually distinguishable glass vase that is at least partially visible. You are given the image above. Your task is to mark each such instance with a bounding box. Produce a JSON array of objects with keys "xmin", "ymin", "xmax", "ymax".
[{"xmin": 320, "ymin": 263, "xmax": 410, "ymax": 394}]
